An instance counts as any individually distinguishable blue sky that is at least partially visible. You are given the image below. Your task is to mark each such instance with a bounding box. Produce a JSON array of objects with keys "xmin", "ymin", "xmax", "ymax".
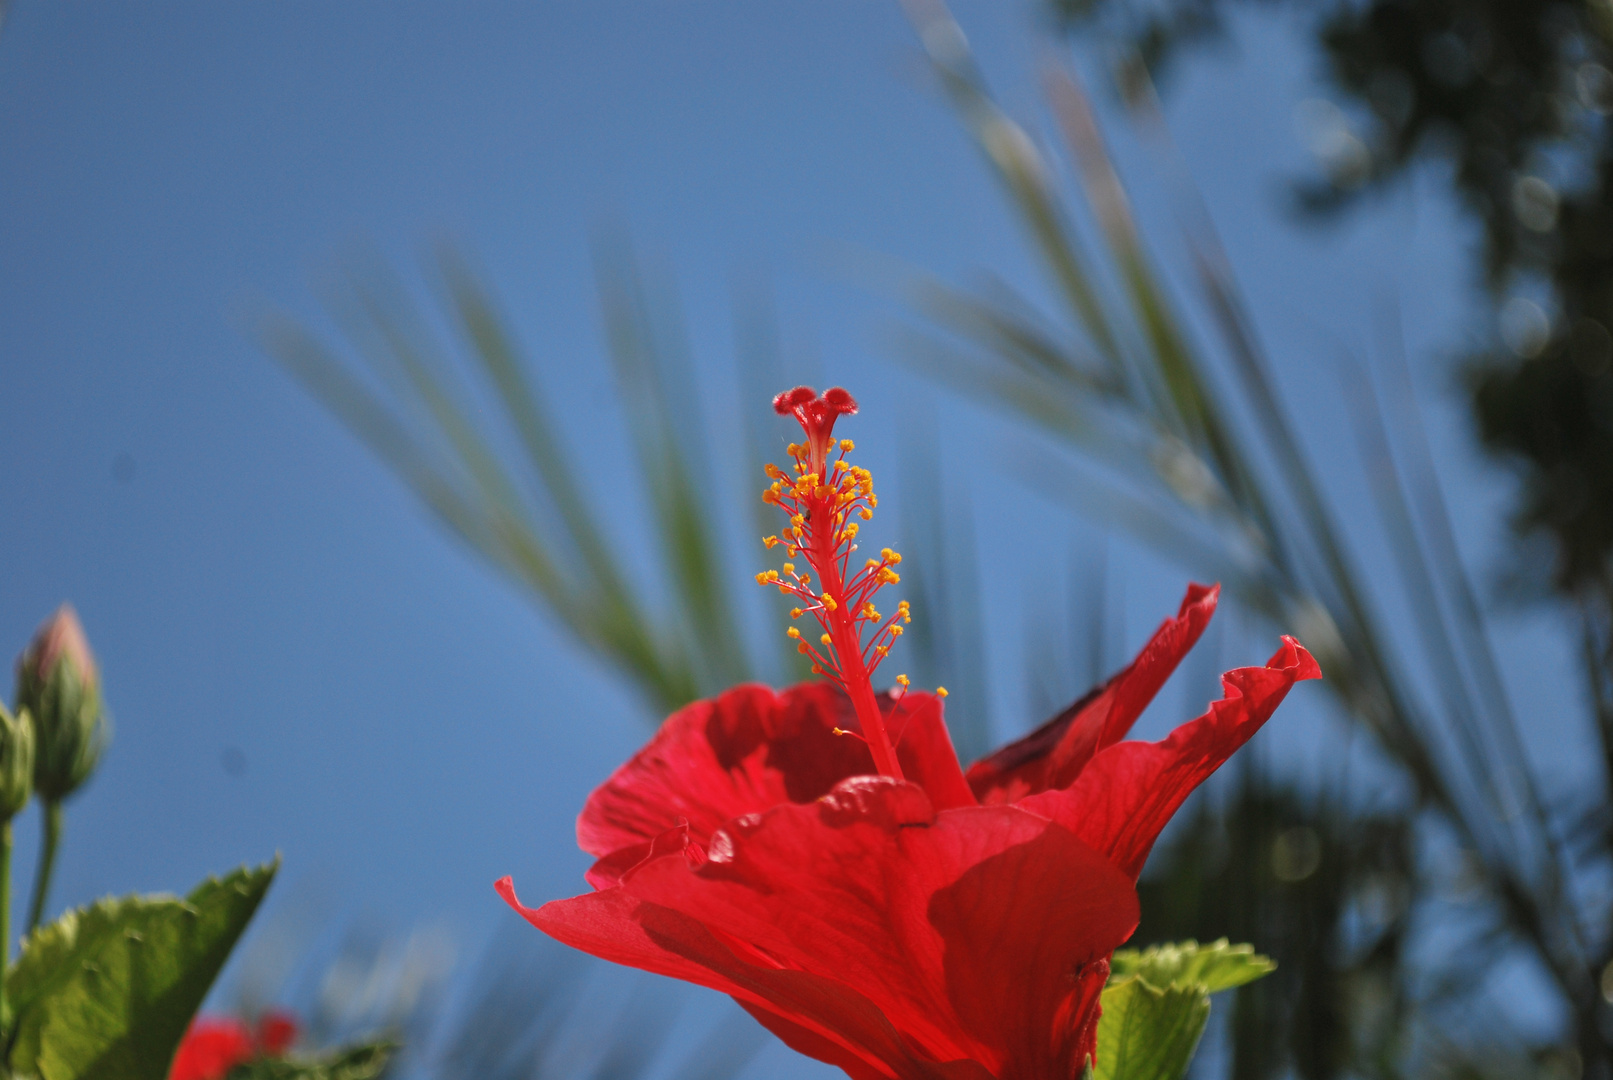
[{"xmin": 0, "ymin": 1, "xmax": 1583, "ymax": 1073}]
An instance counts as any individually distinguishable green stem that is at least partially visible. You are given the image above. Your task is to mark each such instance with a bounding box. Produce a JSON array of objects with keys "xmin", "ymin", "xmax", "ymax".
[
  {"xmin": 1, "ymin": 818, "xmax": 12, "ymax": 1029},
  {"xmin": 24, "ymin": 802, "xmax": 60, "ymax": 937}
]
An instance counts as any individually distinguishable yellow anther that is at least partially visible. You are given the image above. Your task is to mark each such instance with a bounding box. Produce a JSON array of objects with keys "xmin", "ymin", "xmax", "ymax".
[
  {"xmin": 765, "ymin": 463, "xmax": 787, "ymax": 480},
  {"xmin": 790, "ymin": 607, "xmax": 803, "ymax": 619},
  {"xmin": 821, "ymin": 633, "xmax": 833, "ymax": 646},
  {"xmin": 800, "ymin": 572, "xmax": 811, "ymax": 584},
  {"xmin": 866, "ymin": 558, "xmax": 880, "ymax": 569},
  {"xmin": 790, "ymin": 514, "xmax": 805, "ymax": 529},
  {"xmin": 876, "ymin": 645, "xmax": 891, "ymax": 657},
  {"xmin": 860, "ymin": 508, "xmax": 873, "ymax": 520},
  {"xmin": 822, "ymin": 592, "xmax": 838, "ymax": 611},
  {"xmin": 788, "ymin": 627, "xmax": 801, "ymax": 639},
  {"xmin": 782, "ymin": 562, "xmax": 795, "ymax": 574},
  {"xmin": 755, "ymin": 570, "xmax": 780, "ymax": 585},
  {"xmin": 786, "ymin": 443, "xmax": 802, "ymax": 458},
  {"xmin": 840, "ymin": 439, "xmax": 854, "ymax": 452},
  {"xmin": 862, "ymin": 603, "xmax": 879, "ymax": 620},
  {"xmin": 936, "ymin": 687, "xmax": 949, "ymax": 698},
  {"xmin": 763, "ymin": 535, "xmax": 781, "ymax": 548},
  {"xmin": 896, "ymin": 673, "xmax": 910, "ymax": 688},
  {"xmin": 762, "ymin": 489, "xmax": 778, "ymax": 505},
  {"xmin": 890, "ymin": 625, "xmax": 903, "ymax": 637},
  {"xmin": 833, "ymin": 459, "xmax": 848, "ymax": 473}
]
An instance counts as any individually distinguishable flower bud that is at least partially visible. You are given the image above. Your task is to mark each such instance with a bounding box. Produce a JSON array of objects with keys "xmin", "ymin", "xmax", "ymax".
[
  {"xmin": 0, "ymin": 704, "xmax": 35, "ymax": 820},
  {"xmin": 14, "ymin": 605, "xmax": 107, "ymax": 803}
]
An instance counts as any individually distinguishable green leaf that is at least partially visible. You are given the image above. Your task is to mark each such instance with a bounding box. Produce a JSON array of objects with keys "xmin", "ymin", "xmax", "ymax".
[
  {"xmin": 1108, "ymin": 938, "xmax": 1275, "ymax": 994},
  {"xmin": 225, "ymin": 1042, "xmax": 394, "ymax": 1080},
  {"xmin": 1093, "ymin": 977, "xmax": 1211, "ymax": 1080},
  {"xmin": 7, "ymin": 860, "xmax": 278, "ymax": 1080}
]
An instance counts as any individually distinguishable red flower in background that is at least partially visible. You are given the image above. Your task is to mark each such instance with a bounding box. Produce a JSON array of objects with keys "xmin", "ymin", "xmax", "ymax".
[
  {"xmin": 498, "ymin": 388, "xmax": 1320, "ymax": 1080},
  {"xmin": 169, "ymin": 1011, "xmax": 299, "ymax": 1080}
]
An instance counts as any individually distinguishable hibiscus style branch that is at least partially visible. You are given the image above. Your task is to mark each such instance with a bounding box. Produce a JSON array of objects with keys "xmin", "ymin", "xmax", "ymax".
[{"xmin": 496, "ymin": 386, "xmax": 1321, "ymax": 1080}]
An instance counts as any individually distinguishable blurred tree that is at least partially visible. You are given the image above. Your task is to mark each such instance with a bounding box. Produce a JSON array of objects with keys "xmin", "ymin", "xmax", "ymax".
[{"xmin": 1045, "ymin": 0, "xmax": 1613, "ymax": 743}]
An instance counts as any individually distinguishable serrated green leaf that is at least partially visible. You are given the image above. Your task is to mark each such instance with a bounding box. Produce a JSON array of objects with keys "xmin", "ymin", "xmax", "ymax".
[
  {"xmin": 1093, "ymin": 976, "xmax": 1211, "ymax": 1080},
  {"xmin": 6, "ymin": 860, "xmax": 278, "ymax": 1080},
  {"xmin": 1108, "ymin": 938, "xmax": 1275, "ymax": 994},
  {"xmin": 225, "ymin": 1042, "xmax": 394, "ymax": 1080}
]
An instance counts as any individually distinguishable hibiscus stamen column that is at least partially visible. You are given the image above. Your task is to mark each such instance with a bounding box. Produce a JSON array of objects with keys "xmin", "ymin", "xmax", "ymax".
[{"xmin": 756, "ymin": 387, "xmax": 911, "ymax": 780}]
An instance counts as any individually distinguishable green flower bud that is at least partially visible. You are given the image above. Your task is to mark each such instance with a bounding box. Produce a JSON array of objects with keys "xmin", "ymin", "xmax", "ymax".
[
  {"xmin": 0, "ymin": 704, "xmax": 35, "ymax": 820},
  {"xmin": 14, "ymin": 605, "xmax": 108, "ymax": 803}
]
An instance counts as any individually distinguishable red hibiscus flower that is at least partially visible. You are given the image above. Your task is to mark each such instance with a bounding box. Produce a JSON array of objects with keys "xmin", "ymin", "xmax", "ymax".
[
  {"xmin": 169, "ymin": 1011, "xmax": 300, "ymax": 1080},
  {"xmin": 498, "ymin": 387, "xmax": 1319, "ymax": 1080}
]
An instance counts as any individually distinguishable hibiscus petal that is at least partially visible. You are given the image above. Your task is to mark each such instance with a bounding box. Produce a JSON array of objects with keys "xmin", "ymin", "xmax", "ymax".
[
  {"xmin": 578, "ymin": 682, "xmax": 973, "ymax": 858},
  {"xmin": 585, "ymin": 822, "xmax": 700, "ymax": 890},
  {"xmin": 621, "ymin": 776, "xmax": 1138, "ymax": 1078},
  {"xmin": 967, "ymin": 584, "xmax": 1219, "ymax": 805},
  {"xmin": 1022, "ymin": 636, "xmax": 1320, "ymax": 880},
  {"xmin": 501, "ymin": 876, "xmax": 983, "ymax": 1080}
]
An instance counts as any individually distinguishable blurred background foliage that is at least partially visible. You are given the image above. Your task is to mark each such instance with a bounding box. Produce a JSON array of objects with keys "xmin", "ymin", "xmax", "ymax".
[{"xmin": 254, "ymin": 0, "xmax": 1613, "ymax": 1078}]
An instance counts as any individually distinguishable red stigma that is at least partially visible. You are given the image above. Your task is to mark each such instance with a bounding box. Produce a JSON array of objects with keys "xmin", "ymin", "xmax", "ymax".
[{"xmin": 774, "ymin": 386, "xmax": 858, "ymax": 477}]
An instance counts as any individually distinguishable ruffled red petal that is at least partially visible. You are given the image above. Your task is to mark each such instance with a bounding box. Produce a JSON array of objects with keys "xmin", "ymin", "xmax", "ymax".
[
  {"xmin": 512, "ymin": 775, "xmax": 1136, "ymax": 1079},
  {"xmin": 967, "ymin": 584, "xmax": 1218, "ymax": 804},
  {"xmin": 578, "ymin": 683, "xmax": 973, "ymax": 859},
  {"xmin": 1022, "ymin": 636, "xmax": 1320, "ymax": 880}
]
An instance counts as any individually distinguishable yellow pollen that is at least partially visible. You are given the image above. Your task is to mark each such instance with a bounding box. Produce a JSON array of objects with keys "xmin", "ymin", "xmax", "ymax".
[
  {"xmin": 788, "ymin": 627, "xmax": 801, "ymax": 639},
  {"xmin": 896, "ymin": 674, "xmax": 910, "ymax": 688},
  {"xmin": 765, "ymin": 463, "xmax": 787, "ymax": 480},
  {"xmin": 782, "ymin": 562, "xmax": 795, "ymax": 574},
  {"xmin": 860, "ymin": 508, "xmax": 873, "ymax": 520},
  {"xmin": 821, "ymin": 633, "xmax": 833, "ymax": 646},
  {"xmin": 763, "ymin": 535, "xmax": 781, "ymax": 548},
  {"xmin": 936, "ymin": 687, "xmax": 949, "ymax": 698},
  {"xmin": 890, "ymin": 625, "xmax": 903, "ymax": 637},
  {"xmin": 790, "ymin": 607, "xmax": 803, "ymax": 619},
  {"xmin": 862, "ymin": 603, "xmax": 878, "ymax": 620},
  {"xmin": 786, "ymin": 443, "xmax": 802, "ymax": 457},
  {"xmin": 840, "ymin": 439, "xmax": 854, "ymax": 451},
  {"xmin": 822, "ymin": 593, "xmax": 838, "ymax": 611}
]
